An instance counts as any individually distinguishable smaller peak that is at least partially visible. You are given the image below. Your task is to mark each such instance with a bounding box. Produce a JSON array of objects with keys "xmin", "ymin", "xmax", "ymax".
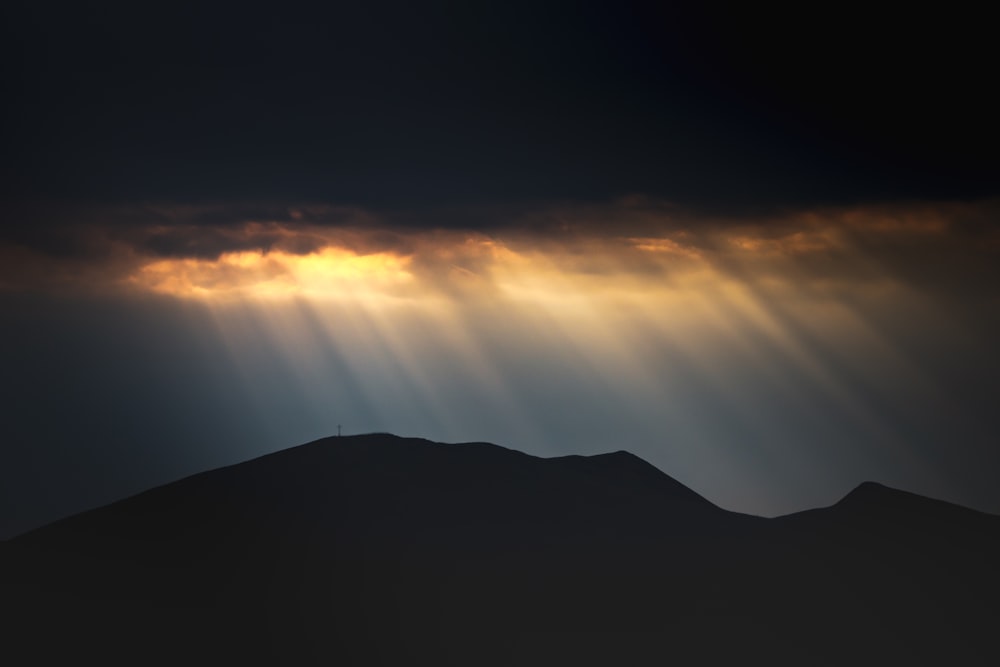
[
  {"xmin": 839, "ymin": 481, "xmax": 897, "ymax": 503},
  {"xmin": 836, "ymin": 480, "xmax": 968, "ymax": 512},
  {"xmin": 592, "ymin": 450, "xmax": 641, "ymax": 460},
  {"xmin": 584, "ymin": 450, "xmax": 663, "ymax": 473},
  {"xmin": 853, "ymin": 480, "xmax": 891, "ymax": 493}
]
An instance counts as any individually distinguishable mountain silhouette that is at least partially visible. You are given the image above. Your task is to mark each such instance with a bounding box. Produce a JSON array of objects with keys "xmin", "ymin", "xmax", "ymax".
[{"xmin": 2, "ymin": 433, "xmax": 998, "ymax": 666}]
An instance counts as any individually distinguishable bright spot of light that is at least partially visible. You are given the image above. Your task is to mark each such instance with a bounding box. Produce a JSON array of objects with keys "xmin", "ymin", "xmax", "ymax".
[{"xmin": 130, "ymin": 247, "xmax": 416, "ymax": 301}]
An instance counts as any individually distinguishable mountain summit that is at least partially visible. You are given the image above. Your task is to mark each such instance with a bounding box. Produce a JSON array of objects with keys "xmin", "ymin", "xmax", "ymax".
[
  {"xmin": 3, "ymin": 433, "xmax": 999, "ymax": 666},
  {"xmin": 12, "ymin": 434, "xmax": 733, "ymax": 554}
]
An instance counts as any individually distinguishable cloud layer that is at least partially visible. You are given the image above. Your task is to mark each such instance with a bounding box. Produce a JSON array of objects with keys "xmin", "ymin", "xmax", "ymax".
[{"xmin": 4, "ymin": 198, "xmax": 998, "ymax": 308}]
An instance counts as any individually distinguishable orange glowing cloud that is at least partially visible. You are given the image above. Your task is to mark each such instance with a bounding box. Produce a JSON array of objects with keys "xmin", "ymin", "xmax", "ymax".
[
  {"xmin": 1, "ymin": 198, "xmax": 997, "ymax": 305},
  {"xmin": 130, "ymin": 246, "xmax": 417, "ymax": 301}
]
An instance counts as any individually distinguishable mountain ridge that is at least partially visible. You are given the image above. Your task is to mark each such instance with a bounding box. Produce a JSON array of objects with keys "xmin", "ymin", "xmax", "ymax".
[
  {"xmin": 3, "ymin": 432, "xmax": 999, "ymax": 666},
  {"xmin": 18, "ymin": 432, "xmax": 989, "ymax": 545},
  {"xmin": 9, "ymin": 433, "xmax": 738, "ymax": 557}
]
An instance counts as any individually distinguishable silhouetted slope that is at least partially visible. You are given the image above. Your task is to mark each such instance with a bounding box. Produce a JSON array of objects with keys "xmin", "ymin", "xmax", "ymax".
[
  {"xmin": 2, "ymin": 434, "xmax": 999, "ymax": 667},
  {"xmin": 12, "ymin": 435, "xmax": 737, "ymax": 555}
]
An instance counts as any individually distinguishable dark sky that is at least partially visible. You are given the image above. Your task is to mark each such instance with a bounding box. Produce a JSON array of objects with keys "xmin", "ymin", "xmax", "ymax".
[
  {"xmin": 2, "ymin": 1, "xmax": 999, "ymax": 539},
  {"xmin": 3, "ymin": 1, "xmax": 997, "ymax": 213}
]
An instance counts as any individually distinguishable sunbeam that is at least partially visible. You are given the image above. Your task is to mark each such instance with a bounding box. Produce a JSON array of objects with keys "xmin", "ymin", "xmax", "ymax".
[{"xmin": 3, "ymin": 200, "xmax": 998, "ymax": 522}]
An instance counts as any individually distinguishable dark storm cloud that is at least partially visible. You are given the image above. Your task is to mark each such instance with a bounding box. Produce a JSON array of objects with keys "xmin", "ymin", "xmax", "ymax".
[
  {"xmin": 720, "ymin": 202, "xmax": 1000, "ymax": 303},
  {"xmin": 115, "ymin": 219, "xmax": 420, "ymax": 262},
  {"xmin": 0, "ymin": 200, "xmax": 377, "ymax": 261},
  {"xmin": 2, "ymin": 1, "xmax": 997, "ymax": 218},
  {"xmin": 120, "ymin": 224, "xmax": 327, "ymax": 260},
  {"xmin": 494, "ymin": 197, "xmax": 1000, "ymax": 302}
]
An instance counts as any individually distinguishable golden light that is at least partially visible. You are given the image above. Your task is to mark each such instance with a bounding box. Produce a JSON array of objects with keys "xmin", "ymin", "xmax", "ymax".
[
  {"xmin": 39, "ymin": 201, "xmax": 985, "ymax": 515},
  {"xmin": 128, "ymin": 246, "xmax": 417, "ymax": 301}
]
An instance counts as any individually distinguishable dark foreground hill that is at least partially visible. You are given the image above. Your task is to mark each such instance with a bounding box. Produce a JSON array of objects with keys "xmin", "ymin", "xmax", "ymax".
[{"xmin": 2, "ymin": 434, "xmax": 999, "ymax": 666}]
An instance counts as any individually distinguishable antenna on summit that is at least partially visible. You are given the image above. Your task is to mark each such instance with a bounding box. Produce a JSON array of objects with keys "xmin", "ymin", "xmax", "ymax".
[{"xmin": 338, "ymin": 424, "xmax": 342, "ymax": 437}]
